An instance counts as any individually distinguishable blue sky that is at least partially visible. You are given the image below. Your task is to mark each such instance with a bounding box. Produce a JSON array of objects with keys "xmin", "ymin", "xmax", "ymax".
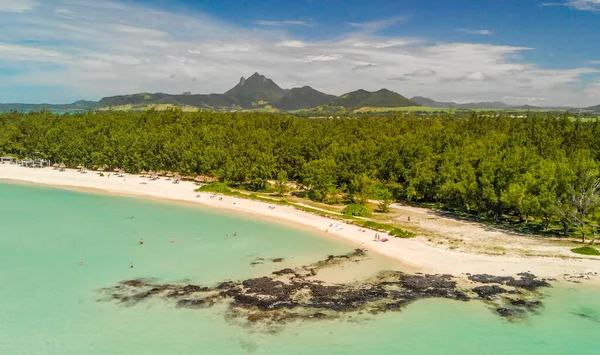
[{"xmin": 0, "ymin": 0, "xmax": 599, "ymax": 106}]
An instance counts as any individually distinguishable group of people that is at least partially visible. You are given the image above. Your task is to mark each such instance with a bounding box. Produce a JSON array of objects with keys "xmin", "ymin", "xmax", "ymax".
[
  {"xmin": 138, "ymin": 237, "xmax": 175, "ymax": 245},
  {"xmin": 324, "ymin": 223, "xmax": 391, "ymax": 243},
  {"xmin": 130, "ymin": 237, "xmax": 176, "ymax": 267},
  {"xmin": 225, "ymin": 232, "xmax": 238, "ymax": 239}
]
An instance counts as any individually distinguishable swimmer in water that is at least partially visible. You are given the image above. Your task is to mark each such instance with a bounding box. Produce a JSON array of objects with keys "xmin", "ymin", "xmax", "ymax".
[
  {"xmin": 130, "ymin": 262, "xmax": 134, "ymax": 268},
  {"xmin": 171, "ymin": 237, "xmax": 175, "ymax": 243},
  {"xmin": 234, "ymin": 232, "xmax": 237, "ymax": 237},
  {"xmin": 226, "ymin": 234, "xmax": 229, "ymax": 239},
  {"xmin": 80, "ymin": 260, "xmax": 84, "ymax": 265},
  {"xmin": 139, "ymin": 238, "xmax": 144, "ymax": 245}
]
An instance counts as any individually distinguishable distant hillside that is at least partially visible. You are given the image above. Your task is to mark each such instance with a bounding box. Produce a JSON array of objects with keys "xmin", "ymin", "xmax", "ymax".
[
  {"xmin": 410, "ymin": 96, "xmax": 454, "ymax": 108},
  {"xmin": 225, "ymin": 72, "xmax": 287, "ymax": 108},
  {"xmin": 0, "ymin": 100, "xmax": 97, "ymax": 112},
  {"xmin": 333, "ymin": 89, "xmax": 418, "ymax": 108},
  {"xmin": 587, "ymin": 104, "xmax": 600, "ymax": 112},
  {"xmin": 412, "ymin": 96, "xmax": 517, "ymax": 110},
  {"xmin": 273, "ymin": 86, "xmax": 336, "ymax": 110},
  {"xmin": 98, "ymin": 93, "xmax": 240, "ymax": 111},
  {"xmin": 465, "ymin": 101, "xmax": 511, "ymax": 109}
]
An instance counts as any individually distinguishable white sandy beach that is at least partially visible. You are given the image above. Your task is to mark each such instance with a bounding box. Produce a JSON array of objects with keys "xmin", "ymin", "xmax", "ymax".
[{"xmin": 1, "ymin": 163, "xmax": 599, "ymax": 283}]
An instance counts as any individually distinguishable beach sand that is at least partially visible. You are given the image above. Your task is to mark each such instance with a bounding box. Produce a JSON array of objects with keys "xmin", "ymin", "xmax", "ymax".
[{"xmin": 1, "ymin": 164, "xmax": 598, "ymax": 282}]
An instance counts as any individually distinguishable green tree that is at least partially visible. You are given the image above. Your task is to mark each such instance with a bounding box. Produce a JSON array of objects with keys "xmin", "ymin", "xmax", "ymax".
[
  {"xmin": 376, "ymin": 188, "xmax": 394, "ymax": 213},
  {"xmin": 275, "ymin": 170, "xmax": 288, "ymax": 196}
]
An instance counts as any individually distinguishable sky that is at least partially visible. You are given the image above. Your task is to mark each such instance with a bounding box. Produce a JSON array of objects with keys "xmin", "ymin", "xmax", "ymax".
[{"xmin": 0, "ymin": 0, "xmax": 599, "ymax": 106}]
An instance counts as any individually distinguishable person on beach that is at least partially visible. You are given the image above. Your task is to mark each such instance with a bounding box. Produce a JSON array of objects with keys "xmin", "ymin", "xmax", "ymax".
[
  {"xmin": 408, "ymin": 216, "xmax": 411, "ymax": 222},
  {"xmin": 139, "ymin": 238, "xmax": 144, "ymax": 245}
]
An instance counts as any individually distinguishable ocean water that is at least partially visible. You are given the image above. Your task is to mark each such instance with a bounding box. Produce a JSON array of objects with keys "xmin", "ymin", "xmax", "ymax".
[{"xmin": 1, "ymin": 182, "xmax": 600, "ymax": 355}]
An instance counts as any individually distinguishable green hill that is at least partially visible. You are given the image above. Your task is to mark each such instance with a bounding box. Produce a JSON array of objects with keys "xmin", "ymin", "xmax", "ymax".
[
  {"xmin": 273, "ymin": 86, "xmax": 336, "ymax": 110},
  {"xmin": 588, "ymin": 104, "xmax": 600, "ymax": 112},
  {"xmin": 332, "ymin": 89, "xmax": 418, "ymax": 108},
  {"xmin": 97, "ymin": 93, "xmax": 241, "ymax": 111},
  {"xmin": 0, "ymin": 100, "xmax": 97, "ymax": 112}
]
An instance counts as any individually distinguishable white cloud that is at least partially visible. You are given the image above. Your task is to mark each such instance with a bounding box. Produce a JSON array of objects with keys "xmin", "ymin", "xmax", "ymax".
[
  {"xmin": 0, "ymin": 43, "xmax": 67, "ymax": 62},
  {"xmin": 348, "ymin": 16, "xmax": 409, "ymax": 34},
  {"xmin": 276, "ymin": 40, "xmax": 307, "ymax": 48},
  {"xmin": 0, "ymin": 0, "xmax": 599, "ymax": 106},
  {"xmin": 456, "ymin": 29, "xmax": 493, "ymax": 35},
  {"xmin": 112, "ymin": 25, "xmax": 168, "ymax": 38},
  {"xmin": 405, "ymin": 69, "xmax": 437, "ymax": 77},
  {"xmin": 566, "ymin": 0, "xmax": 600, "ymax": 11},
  {"xmin": 85, "ymin": 53, "xmax": 142, "ymax": 65},
  {"xmin": 465, "ymin": 71, "xmax": 487, "ymax": 81},
  {"xmin": 351, "ymin": 38, "xmax": 418, "ymax": 48},
  {"xmin": 543, "ymin": 1, "xmax": 600, "ymax": 11},
  {"xmin": 254, "ymin": 20, "xmax": 312, "ymax": 27},
  {"xmin": 0, "ymin": 0, "xmax": 36, "ymax": 12},
  {"xmin": 305, "ymin": 54, "xmax": 342, "ymax": 62}
]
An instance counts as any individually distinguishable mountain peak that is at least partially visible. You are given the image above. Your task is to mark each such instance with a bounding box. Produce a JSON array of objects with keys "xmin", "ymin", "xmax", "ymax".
[
  {"xmin": 248, "ymin": 72, "xmax": 267, "ymax": 81},
  {"xmin": 224, "ymin": 72, "xmax": 286, "ymax": 106}
]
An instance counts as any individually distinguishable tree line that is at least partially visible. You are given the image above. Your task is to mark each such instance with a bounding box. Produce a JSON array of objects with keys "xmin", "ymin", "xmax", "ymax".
[{"xmin": 1, "ymin": 109, "xmax": 600, "ymax": 242}]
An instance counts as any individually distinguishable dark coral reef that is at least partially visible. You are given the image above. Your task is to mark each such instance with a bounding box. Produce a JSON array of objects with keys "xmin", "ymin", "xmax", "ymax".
[{"xmin": 99, "ymin": 249, "xmax": 551, "ymax": 328}]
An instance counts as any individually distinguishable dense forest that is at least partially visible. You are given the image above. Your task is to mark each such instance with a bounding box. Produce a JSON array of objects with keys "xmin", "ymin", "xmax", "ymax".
[{"xmin": 1, "ymin": 110, "xmax": 600, "ymax": 241}]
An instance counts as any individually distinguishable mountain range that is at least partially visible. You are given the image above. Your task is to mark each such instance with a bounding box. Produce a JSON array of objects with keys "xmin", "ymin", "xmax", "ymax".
[
  {"xmin": 409, "ymin": 96, "xmax": 584, "ymax": 111},
  {"xmin": 95, "ymin": 73, "xmax": 393, "ymax": 111},
  {"xmin": 1, "ymin": 73, "xmax": 599, "ymax": 113},
  {"xmin": 0, "ymin": 100, "xmax": 97, "ymax": 112}
]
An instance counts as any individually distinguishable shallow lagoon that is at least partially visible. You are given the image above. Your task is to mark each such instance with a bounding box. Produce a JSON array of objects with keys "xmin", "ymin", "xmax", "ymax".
[{"xmin": 1, "ymin": 182, "xmax": 599, "ymax": 355}]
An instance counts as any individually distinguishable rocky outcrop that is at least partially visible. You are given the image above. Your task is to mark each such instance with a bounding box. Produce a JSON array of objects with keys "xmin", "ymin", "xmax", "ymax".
[{"xmin": 99, "ymin": 249, "xmax": 552, "ymax": 329}]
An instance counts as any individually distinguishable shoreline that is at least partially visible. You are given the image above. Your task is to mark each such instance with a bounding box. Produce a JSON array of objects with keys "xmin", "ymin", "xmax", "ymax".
[{"xmin": 1, "ymin": 164, "xmax": 599, "ymax": 284}]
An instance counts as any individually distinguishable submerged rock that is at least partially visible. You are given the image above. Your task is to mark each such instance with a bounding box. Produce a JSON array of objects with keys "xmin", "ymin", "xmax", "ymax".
[
  {"xmin": 100, "ymin": 249, "xmax": 552, "ymax": 328},
  {"xmin": 177, "ymin": 298, "xmax": 211, "ymax": 309},
  {"xmin": 272, "ymin": 268, "xmax": 295, "ymax": 276},
  {"xmin": 508, "ymin": 298, "xmax": 542, "ymax": 311},
  {"xmin": 469, "ymin": 273, "xmax": 550, "ymax": 291},
  {"xmin": 468, "ymin": 274, "xmax": 513, "ymax": 284},
  {"xmin": 473, "ymin": 285, "xmax": 507, "ymax": 300},
  {"xmin": 505, "ymin": 273, "xmax": 550, "ymax": 291},
  {"xmin": 496, "ymin": 307, "xmax": 524, "ymax": 318}
]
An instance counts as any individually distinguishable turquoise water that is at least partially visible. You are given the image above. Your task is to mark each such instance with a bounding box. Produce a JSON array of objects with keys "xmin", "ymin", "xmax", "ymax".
[{"xmin": 1, "ymin": 182, "xmax": 600, "ymax": 355}]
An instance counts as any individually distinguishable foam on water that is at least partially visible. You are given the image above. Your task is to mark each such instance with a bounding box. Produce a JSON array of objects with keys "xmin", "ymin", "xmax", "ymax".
[{"xmin": 1, "ymin": 182, "xmax": 599, "ymax": 355}]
